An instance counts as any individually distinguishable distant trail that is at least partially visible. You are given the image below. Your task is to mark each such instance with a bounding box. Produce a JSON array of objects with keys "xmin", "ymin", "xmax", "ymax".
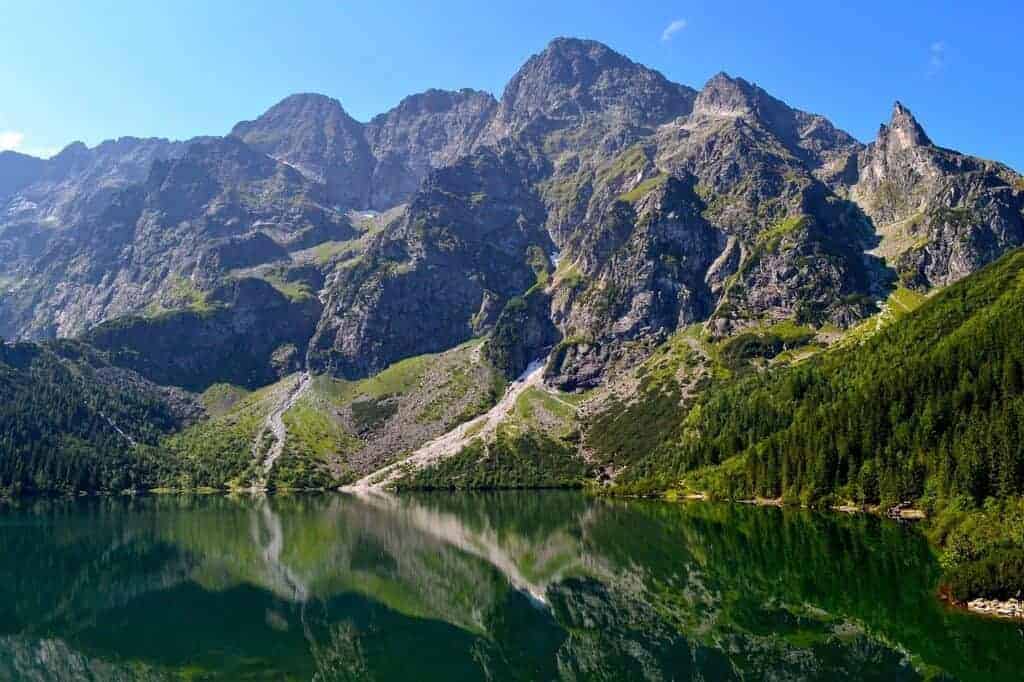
[
  {"xmin": 252, "ymin": 372, "xmax": 311, "ymax": 488},
  {"xmin": 345, "ymin": 358, "xmax": 547, "ymax": 491}
]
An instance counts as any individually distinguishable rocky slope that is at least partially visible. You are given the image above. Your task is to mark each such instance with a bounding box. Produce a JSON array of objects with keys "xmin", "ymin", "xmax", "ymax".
[
  {"xmin": 307, "ymin": 144, "xmax": 553, "ymax": 378},
  {"xmin": 231, "ymin": 89, "xmax": 497, "ymax": 210},
  {"xmin": 852, "ymin": 102, "xmax": 1024, "ymax": 289}
]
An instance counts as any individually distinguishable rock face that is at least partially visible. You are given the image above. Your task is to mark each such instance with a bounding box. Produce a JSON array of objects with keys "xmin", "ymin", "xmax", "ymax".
[
  {"xmin": 2, "ymin": 137, "xmax": 189, "ymax": 228},
  {"xmin": 0, "ymin": 37, "xmax": 1021, "ymax": 393},
  {"xmin": 852, "ymin": 103, "xmax": 1024, "ymax": 289},
  {"xmin": 0, "ymin": 135, "xmax": 348, "ymax": 339},
  {"xmin": 307, "ymin": 145, "xmax": 553, "ymax": 378},
  {"xmin": 231, "ymin": 89, "xmax": 497, "ymax": 210},
  {"xmin": 365, "ymin": 89, "xmax": 497, "ymax": 208},
  {"xmin": 481, "ymin": 37, "xmax": 695, "ymax": 149},
  {"xmin": 85, "ymin": 278, "xmax": 323, "ymax": 391},
  {"xmin": 0, "ymin": 151, "xmax": 46, "ymax": 201},
  {"xmin": 230, "ymin": 93, "xmax": 375, "ymax": 209},
  {"xmin": 485, "ymin": 286, "xmax": 560, "ymax": 380}
]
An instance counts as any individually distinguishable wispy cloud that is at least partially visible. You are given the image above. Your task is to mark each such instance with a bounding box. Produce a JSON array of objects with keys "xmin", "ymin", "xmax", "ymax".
[
  {"xmin": 661, "ymin": 19, "xmax": 687, "ymax": 42},
  {"xmin": 0, "ymin": 130, "xmax": 25, "ymax": 152},
  {"xmin": 928, "ymin": 41, "xmax": 946, "ymax": 76}
]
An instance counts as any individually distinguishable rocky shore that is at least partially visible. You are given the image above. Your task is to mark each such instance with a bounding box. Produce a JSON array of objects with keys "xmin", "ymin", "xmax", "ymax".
[{"xmin": 966, "ymin": 598, "xmax": 1024, "ymax": 619}]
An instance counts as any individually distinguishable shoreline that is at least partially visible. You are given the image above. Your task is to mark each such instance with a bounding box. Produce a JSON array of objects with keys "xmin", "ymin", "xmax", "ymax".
[{"xmin": 659, "ymin": 489, "xmax": 1024, "ymax": 622}]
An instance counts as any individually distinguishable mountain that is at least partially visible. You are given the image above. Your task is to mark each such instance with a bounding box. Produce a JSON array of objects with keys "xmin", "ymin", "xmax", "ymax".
[
  {"xmin": 0, "ymin": 36, "xmax": 1022, "ymax": 528},
  {"xmin": 230, "ymin": 93, "xmax": 375, "ymax": 208},
  {"xmin": 230, "ymin": 88, "xmax": 497, "ymax": 210},
  {"xmin": 365, "ymin": 88, "xmax": 498, "ymax": 207},
  {"xmin": 481, "ymin": 37, "xmax": 696, "ymax": 148},
  {"xmin": 0, "ymin": 135, "xmax": 348, "ymax": 340},
  {"xmin": 852, "ymin": 102, "xmax": 1024, "ymax": 289}
]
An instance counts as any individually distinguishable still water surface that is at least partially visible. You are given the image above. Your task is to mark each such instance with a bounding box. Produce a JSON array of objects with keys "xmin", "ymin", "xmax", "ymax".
[{"xmin": 0, "ymin": 491, "xmax": 1021, "ymax": 680}]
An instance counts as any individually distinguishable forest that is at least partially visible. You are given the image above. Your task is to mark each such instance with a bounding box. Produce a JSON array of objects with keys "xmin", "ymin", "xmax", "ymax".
[{"xmin": 606, "ymin": 248, "xmax": 1024, "ymax": 600}]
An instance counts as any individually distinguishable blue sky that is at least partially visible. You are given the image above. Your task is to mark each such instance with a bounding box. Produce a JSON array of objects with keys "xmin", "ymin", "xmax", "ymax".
[{"xmin": 1, "ymin": 1, "xmax": 1021, "ymax": 170}]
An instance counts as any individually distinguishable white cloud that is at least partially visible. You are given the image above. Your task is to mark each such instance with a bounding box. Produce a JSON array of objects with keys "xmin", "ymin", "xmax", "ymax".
[
  {"xmin": 661, "ymin": 19, "xmax": 687, "ymax": 42},
  {"xmin": 0, "ymin": 130, "xmax": 25, "ymax": 152},
  {"xmin": 928, "ymin": 41, "xmax": 946, "ymax": 75}
]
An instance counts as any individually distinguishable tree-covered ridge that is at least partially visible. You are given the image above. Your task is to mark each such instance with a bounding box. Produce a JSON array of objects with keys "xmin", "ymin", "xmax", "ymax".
[
  {"xmin": 618, "ymin": 247, "xmax": 1024, "ymax": 507},
  {"xmin": 0, "ymin": 340, "xmax": 193, "ymax": 494}
]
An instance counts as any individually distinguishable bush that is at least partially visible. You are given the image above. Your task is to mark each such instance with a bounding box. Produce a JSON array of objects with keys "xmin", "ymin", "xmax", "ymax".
[{"xmin": 945, "ymin": 549, "xmax": 1024, "ymax": 601}]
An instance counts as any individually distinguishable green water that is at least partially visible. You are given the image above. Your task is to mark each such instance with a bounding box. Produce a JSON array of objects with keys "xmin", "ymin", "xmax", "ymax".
[{"xmin": 0, "ymin": 492, "xmax": 1020, "ymax": 681}]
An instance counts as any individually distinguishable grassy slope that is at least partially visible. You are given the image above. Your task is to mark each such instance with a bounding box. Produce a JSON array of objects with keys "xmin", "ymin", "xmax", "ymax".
[
  {"xmin": 154, "ymin": 339, "xmax": 507, "ymax": 490},
  {"xmin": 157, "ymin": 379, "xmax": 288, "ymax": 489},
  {"xmin": 398, "ymin": 382, "xmax": 590, "ymax": 490}
]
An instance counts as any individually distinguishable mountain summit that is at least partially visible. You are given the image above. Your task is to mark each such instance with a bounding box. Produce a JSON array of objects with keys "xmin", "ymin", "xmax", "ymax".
[
  {"xmin": 879, "ymin": 101, "xmax": 933, "ymax": 150},
  {"xmin": 482, "ymin": 37, "xmax": 695, "ymax": 145}
]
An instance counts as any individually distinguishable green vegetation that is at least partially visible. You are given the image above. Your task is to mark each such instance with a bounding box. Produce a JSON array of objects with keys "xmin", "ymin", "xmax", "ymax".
[
  {"xmin": 553, "ymin": 260, "xmax": 583, "ymax": 290},
  {"xmin": 401, "ymin": 356, "xmax": 585, "ymax": 491},
  {"xmin": 267, "ymin": 450, "xmax": 342, "ymax": 490},
  {"xmin": 633, "ymin": 248, "xmax": 1024, "ymax": 502},
  {"xmin": 397, "ymin": 428, "xmax": 586, "ymax": 490},
  {"xmin": 597, "ymin": 248, "xmax": 1024, "ymax": 599},
  {"xmin": 0, "ymin": 341, "xmax": 181, "ymax": 495},
  {"xmin": 252, "ymin": 268, "xmax": 314, "ymax": 302},
  {"xmin": 200, "ymin": 383, "xmax": 250, "ymax": 417},
  {"xmin": 716, "ymin": 320, "xmax": 817, "ymax": 367},
  {"xmin": 617, "ymin": 174, "xmax": 668, "ymax": 203},
  {"xmin": 350, "ymin": 396, "xmax": 398, "ymax": 432},
  {"xmin": 281, "ymin": 396, "xmax": 357, "ymax": 461},
  {"xmin": 596, "ymin": 145, "xmax": 649, "ymax": 186},
  {"xmin": 416, "ymin": 365, "xmax": 476, "ymax": 424},
  {"xmin": 317, "ymin": 352, "xmax": 433, "ymax": 406},
  {"xmin": 145, "ymin": 275, "xmax": 215, "ymax": 317},
  {"xmin": 586, "ymin": 330, "xmax": 706, "ymax": 468},
  {"xmin": 158, "ymin": 382, "xmax": 284, "ymax": 489},
  {"xmin": 484, "ymin": 285, "xmax": 556, "ymax": 379},
  {"xmin": 930, "ymin": 497, "xmax": 1024, "ymax": 601},
  {"xmin": 756, "ymin": 215, "xmax": 811, "ymax": 253},
  {"xmin": 304, "ymin": 239, "xmax": 364, "ymax": 265}
]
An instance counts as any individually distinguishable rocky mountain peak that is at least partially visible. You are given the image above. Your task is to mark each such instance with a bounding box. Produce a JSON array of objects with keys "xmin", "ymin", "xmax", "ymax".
[
  {"xmin": 364, "ymin": 89, "xmax": 498, "ymax": 208},
  {"xmin": 0, "ymin": 150, "xmax": 46, "ymax": 200},
  {"xmin": 374, "ymin": 88, "xmax": 497, "ymax": 121},
  {"xmin": 536, "ymin": 36, "xmax": 636, "ymax": 69},
  {"xmin": 230, "ymin": 92, "xmax": 373, "ymax": 207},
  {"xmin": 692, "ymin": 72, "xmax": 760, "ymax": 117},
  {"xmin": 46, "ymin": 141, "xmax": 93, "ymax": 176},
  {"xmin": 484, "ymin": 37, "xmax": 695, "ymax": 141},
  {"xmin": 878, "ymin": 101, "xmax": 932, "ymax": 150},
  {"xmin": 233, "ymin": 93, "xmax": 355, "ymax": 131}
]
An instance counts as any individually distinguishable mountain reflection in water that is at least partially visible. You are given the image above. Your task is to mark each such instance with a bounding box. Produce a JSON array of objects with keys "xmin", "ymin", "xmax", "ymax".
[{"xmin": 0, "ymin": 491, "xmax": 1020, "ymax": 681}]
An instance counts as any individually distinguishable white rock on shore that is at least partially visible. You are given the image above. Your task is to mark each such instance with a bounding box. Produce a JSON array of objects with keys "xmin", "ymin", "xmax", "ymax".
[{"xmin": 967, "ymin": 598, "xmax": 1024, "ymax": 619}]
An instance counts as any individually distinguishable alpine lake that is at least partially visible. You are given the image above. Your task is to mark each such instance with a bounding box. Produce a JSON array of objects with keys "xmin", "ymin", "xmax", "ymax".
[{"xmin": 0, "ymin": 491, "xmax": 1020, "ymax": 680}]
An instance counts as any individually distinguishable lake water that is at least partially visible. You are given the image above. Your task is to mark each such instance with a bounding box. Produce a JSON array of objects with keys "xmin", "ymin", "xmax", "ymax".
[{"xmin": 0, "ymin": 491, "xmax": 1020, "ymax": 681}]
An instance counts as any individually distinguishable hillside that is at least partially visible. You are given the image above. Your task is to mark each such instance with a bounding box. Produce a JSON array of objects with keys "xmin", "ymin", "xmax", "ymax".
[
  {"xmin": 571, "ymin": 247, "xmax": 1024, "ymax": 600},
  {"xmin": 0, "ymin": 340, "xmax": 199, "ymax": 494}
]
